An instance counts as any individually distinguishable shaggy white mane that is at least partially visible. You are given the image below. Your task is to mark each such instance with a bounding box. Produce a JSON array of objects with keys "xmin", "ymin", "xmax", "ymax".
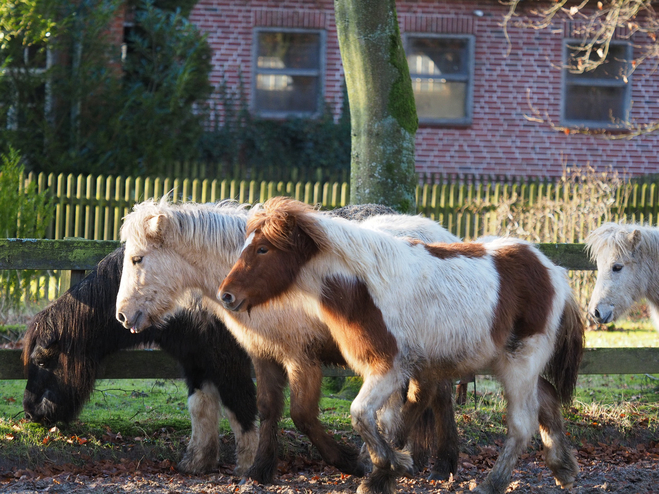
[
  {"xmin": 586, "ymin": 222, "xmax": 659, "ymax": 261},
  {"xmin": 121, "ymin": 198, "xmax": 249, "ymax": 254}
]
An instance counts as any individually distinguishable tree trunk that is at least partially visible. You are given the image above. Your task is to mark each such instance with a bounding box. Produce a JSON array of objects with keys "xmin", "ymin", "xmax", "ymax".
[{"xmin": 334, "ymin": 0, "xmax": 418, "ymax": 213}]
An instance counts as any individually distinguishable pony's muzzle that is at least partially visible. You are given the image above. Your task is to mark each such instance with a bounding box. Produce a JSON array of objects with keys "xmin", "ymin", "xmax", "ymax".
[
  {"xmin": 217, "ymin": 289, "xmax": 244, "ymax": 312},
  {"xmin": 116, "ymin": 309, "xmax": 146, "ymax": 333},
  {"xmin": 590, "ymin": 305, "xmax": 614, "ymax": 324}
]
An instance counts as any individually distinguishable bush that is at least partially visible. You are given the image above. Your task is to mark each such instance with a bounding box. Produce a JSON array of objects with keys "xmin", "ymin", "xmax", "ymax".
[
  {"xmin": 0, "ymin": 148, "xmax": 55, "ymax": 320},
  {"xmin": 198, "ymin": 79, "xmax": 351, "ymax": 182}
]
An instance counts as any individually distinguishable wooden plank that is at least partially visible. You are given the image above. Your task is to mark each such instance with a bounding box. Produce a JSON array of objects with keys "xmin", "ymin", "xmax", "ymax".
[
  {"xmin": 579, "ymin": 347, "xmax": 659, "ymax": 375},
  {"xmin": 97, "ymin": 350, "xmax": 183, "ymax": 379},
  {"xmin": 0, "ymin": 239, "xmax": 120, "ymax": 270},
  {"xmin": 0, "ymin": 240, "xmax": 595, "ymax": 271},
  {"xmin": 1, "ymin": 348, "xmax": 657, "ymax": 380},
  {"xmin": 536, "ymin": 243, "xmax": 595, "ymax": 271},
  {"xmin": 0, "ymin": 350, "xmax": 24, "ymax": 379}
]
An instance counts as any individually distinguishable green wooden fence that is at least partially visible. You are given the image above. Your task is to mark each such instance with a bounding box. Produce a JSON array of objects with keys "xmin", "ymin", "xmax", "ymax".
[{"xmin": 4, "ymin": 171, "xmax": 659, "ymax": 305}]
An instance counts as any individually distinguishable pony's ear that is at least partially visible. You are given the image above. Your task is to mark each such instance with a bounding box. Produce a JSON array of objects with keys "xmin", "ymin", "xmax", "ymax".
[
  {"xmin": 628, "ymin": 229, "xmax": 642, "ymax": 253},
  {"xmin": 145, "ymin": 214, "xmax": 167, "ymax": 242}
]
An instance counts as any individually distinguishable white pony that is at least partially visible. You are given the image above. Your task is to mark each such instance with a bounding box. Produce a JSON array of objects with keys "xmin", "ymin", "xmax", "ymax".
[
  {"xmin": 587, "ymin": 222, "xmax": 659, "ymax": 329},
  {"xmin": 114, "ymin": 199, "xmax": 462, "ymax": 484},
  {"xmin": 219, "ymin": 197, "xmax": 584, "ymax": 494}
]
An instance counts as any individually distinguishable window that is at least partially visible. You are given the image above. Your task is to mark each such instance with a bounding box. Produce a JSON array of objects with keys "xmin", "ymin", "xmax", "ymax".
[
  {"xmin": 252, "ymin": 29, "xmax": 325, "ymax": 117},
  {"xmin": 1, "ymin": 42, "xmax": 52, "ymax": 130},
  {"xmin": 405, "ymin": 34, "xmax": 475, "ymax": 125},
  {"xmin": 561, "ymin": 40, "xmax": 632, "ymax": 128}
]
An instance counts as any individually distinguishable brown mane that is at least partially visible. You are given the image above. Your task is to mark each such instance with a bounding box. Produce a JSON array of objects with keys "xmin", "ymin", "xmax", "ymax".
[{"xmin": 247, "ymin": 197, "xmax": 328, "ymax": 253}]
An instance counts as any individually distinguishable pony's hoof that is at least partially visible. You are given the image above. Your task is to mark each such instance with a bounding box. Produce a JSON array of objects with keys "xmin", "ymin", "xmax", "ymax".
[
  {"xmin": 177, "ymin": 455, "xmax": 214, "ymax": 474},
  {"xmin": 357, "ymin": 468, "xmax": 397, "ymax": 494},
  {"xmin": 551, "ymin": 457, "xmax": 578, "ymax": 489},
  {"xmin": 469, "ymin": 478, "xmax": 505, "ymax": 494},
  {"xmin": 556, "ymin": 478, "xmax": 575, "ymax": 490},
  {"xmin": 391, "ymin": 450, "xmax": 414, "ymax": 478},
  {"xmin": 427, "ymin": 470, "xmax": 451, "ymax": 482},
  {"xmin": 428, "ymin": 457, "xmax": 456, "ymax": 481}
]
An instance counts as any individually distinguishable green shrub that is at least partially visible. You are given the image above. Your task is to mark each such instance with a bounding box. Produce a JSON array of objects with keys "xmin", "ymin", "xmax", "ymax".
[
  {"xmin": 198, "ymin": 79, "xmax": 351, "ymax": 182},
  {"xmin": 0, "ymin": 148, "xmax": 55, "ymax": 320}
]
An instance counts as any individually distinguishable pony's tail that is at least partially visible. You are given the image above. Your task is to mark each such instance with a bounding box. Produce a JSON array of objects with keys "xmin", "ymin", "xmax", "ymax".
[{"xmin": 543, "ymin": 294, "xmax": 585, "ymax": 405}]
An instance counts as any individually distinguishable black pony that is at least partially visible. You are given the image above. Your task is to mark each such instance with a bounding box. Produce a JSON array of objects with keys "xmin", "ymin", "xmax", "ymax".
[{"xmin": 22, "ymin": 247, "xmax": 259, "ymax": 475}]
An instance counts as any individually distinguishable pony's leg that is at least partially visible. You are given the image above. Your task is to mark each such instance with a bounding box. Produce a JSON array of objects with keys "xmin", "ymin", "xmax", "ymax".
[
  {"xmin": 474, "ymin": 371, "xmax": 539, "ymax": 494},
  {"xmin": 214, "ymin": 376, "xmax": 259, "ymax": 477},
  {"xmin": 388, "ymin": 377, "xmax": 458, "ymax": 481},
  {"xmin": 352, "ymin": 371, "xmax": 412, "ymax": 494},
  {"xmin": 428, "ymin": 379, "xmax": 459, "ymax": 481},
  {"xmin": 456, "ymin": 373, "xmax": 475, "ymax": 406},
  {"xmin": 382, "ymin": 376, "xmax": 433, "ymax": 471},
  {"xmin": 537, "ymin": 377, "xmax": 579, "ymax": 489},
  {"xmin": 178, "ymin": 382, "xmax": 221, "ymax": 474},
  {"xmin": 244, "ymin": 357, "xmax": 287, "ymax": 484},
  {"xmin": 288, "ymin": 362, "xmax": 366, "ymax": 477}
]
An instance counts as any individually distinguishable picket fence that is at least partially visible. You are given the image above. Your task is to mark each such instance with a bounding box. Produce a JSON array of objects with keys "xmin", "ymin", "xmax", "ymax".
[
  {"xmin": 21, "ymin": 171, "xmax": 659, "ymax": 242},
  {"xmin": 6, "ymin": 170, "xmax": 659, "ymax": 305}
]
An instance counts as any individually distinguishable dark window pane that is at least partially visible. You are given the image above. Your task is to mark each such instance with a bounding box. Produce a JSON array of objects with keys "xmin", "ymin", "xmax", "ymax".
[
  {"xmin": 564, "ymin": 85, "xmax": 626, "ymax": 123},
  {"xmin": 413, "ymin": 78, "xmax": 467, "ymax": 120},
  {"xmin": 257, "ymin": 32, "xmax": 320, "ymax": 70},
  {"xmin": 17, "ymin": 82, "xmax": 46, "ymax": 127},
  {"xmin": 27, "ymin": 44, "xmax": 47, "ymax": 69},
  {"xmin": 407, "ymin": 38, "xmax": 467, "ymax": 76},
  {"xmin": 255, "ymin": 75, "xmax": 318, "ymax": 113},
  {"xmin": 566, "ymin": 44, "xmax": 628, "ymax": 80}
]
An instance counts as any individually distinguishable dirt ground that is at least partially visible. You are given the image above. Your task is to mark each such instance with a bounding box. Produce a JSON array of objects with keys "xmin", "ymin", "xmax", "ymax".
[{"xmin": 2, "ymin": 445, "xmax": 657, "ymax": 493}]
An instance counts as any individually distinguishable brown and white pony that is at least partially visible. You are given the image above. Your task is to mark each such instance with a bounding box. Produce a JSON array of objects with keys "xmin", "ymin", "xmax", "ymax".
[
  {"xmin": 114, "ymin": 199, "xmax": 461, "ymax": 484},
  {"xmin": 219, "ymin": 197, "xmax": 585, "ymax": 494},
  {"xmin": 587, "ymin": 222, "xmax": 659, "ymax": 330}
]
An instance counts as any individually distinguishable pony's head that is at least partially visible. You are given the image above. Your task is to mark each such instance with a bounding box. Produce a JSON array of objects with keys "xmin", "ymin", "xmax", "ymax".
[
  {"xmin": 586, "ymin": 223, "xmax": 653, "ymax": 324},
  {"xmin": 218, "ymin": 197, "xmax": 326, "ymax": 312},
  {"xmin": 22, "ymin": 249, "xmax": 124, "ymax": 424},
  {"xmin": 116, "ymin": 199, "xmax": 183, "ymax": 332},
  {"xmin": 22, "ymin": 313, "xmax": 86, "ymax": 424},
  {"xmin": 116, "ymin": 199, "xmax": 247, "ymax": 332}
]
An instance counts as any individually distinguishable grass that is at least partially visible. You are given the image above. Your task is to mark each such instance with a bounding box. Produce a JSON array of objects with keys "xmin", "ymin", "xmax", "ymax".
[{"xmin": 0, "ymin": 322, "xmax": 657, "ymax": 473}]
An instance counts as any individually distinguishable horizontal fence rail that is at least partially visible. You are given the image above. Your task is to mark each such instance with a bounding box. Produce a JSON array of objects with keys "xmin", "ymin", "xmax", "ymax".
[
  {"xmin": 0, "ymin": 239, "xmax": 595, "ymax": 272},
  {"xmin": 1, "ymin": 347, "xmax": 658, "ymax": 380}
]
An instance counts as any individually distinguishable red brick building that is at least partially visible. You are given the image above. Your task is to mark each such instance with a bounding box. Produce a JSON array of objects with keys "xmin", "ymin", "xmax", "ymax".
[{"xmin": 188, "ymin": 0, "xmax": 659, "ymax": 179}]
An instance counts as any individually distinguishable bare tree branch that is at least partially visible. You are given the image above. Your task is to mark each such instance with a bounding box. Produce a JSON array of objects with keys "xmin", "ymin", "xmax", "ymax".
[
  {"xmin": 504, "ymin": 2, "xmax": 659, "ymax": 137},
  {"xmin": 502, "ymin": 0, "xmax": 656, "ymax": 73}
]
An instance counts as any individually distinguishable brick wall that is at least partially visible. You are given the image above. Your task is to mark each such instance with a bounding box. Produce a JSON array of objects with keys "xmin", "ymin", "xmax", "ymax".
[{"xmin": 190, "ymin": 0, "xmax": 659, "ymax": 179}]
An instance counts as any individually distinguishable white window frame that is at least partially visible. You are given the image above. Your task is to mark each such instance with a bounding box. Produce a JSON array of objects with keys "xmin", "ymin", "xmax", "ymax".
[
  {"xmin": 3, "ymin": 45, "xmax": 53, "ymax": 130},
  {"xmin": 560, "ymin": 39, "xmax": 633, "ymax": 129},
  {"xmin": 404, "ymin": 33, "xmax": 475, "ymax": 126},
  {"xmin": 251, "ymin": 27, "xmax": 326, "ymax": 118}
]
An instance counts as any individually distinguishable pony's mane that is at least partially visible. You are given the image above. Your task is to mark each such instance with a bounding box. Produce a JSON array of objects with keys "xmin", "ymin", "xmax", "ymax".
[
  {"xmin": 121, "ymin": 198, "xmax": 249, "ymax": 255},
  {"xmin": 586, "ymin": 222, "xmax": 659, "ymax": 261},
  {"xmin": 247, "ymin": 197, "xmax": 328, "ymax": 252},
  {"xmin": 22, "ymin": 248, "xmax": 126, "ymax": 386}
]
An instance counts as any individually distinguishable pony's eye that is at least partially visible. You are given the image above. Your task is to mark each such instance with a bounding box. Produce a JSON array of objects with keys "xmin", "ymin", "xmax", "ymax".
[
  {"xmin": 132, "ymin": 256, "xmax": 143, "ymax": 265},
  {"xmin": 612, "ymin": 263, "xmax": 623, "ymax": 273},
  {"xmin": 256, "ymin": 246, "xmax": 268, "ymax": 255}
]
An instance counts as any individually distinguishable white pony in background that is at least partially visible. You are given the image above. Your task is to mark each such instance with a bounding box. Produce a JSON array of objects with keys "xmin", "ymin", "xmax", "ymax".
[{"xmin": 587, "ymin": 222, "xmax": 659, "ymax": 330}]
